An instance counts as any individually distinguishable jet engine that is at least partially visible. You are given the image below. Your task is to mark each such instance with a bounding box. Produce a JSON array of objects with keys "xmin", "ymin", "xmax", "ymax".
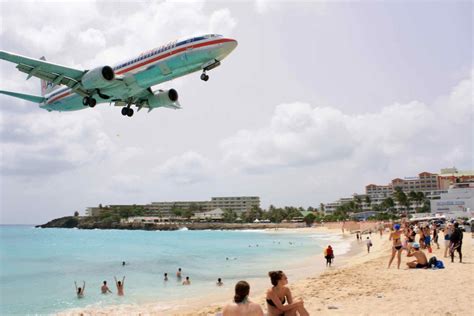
[
  {"xmin": 147, "ymin": 89, "xmax": 179, "ymax": 108},
  {"xmin": 81, "ymin": 66, "xmax": 115, "ymax": 90}
]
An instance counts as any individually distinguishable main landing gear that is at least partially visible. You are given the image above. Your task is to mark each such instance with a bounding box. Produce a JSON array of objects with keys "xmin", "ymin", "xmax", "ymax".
[
  {"xmin": 82, "ymin": 96, "xmax": 97, "ymax": 107},
  {"xmin": 200, "ymin": 72, "xmax": 209, "ymax": 82},
  {"xmin": 121, "ymin": 106, "xmax": 134, "ymax": 117}
]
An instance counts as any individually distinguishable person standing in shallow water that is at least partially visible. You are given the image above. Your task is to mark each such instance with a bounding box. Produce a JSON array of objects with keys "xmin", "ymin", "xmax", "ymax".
[
  {"xmin": 114, "ymin": 276, "xmax": 125, "ymax": 296},
  {"xmin": 182, "ymin": 276, "xmax": 191, "ymax": 285},
  {"xmin": 101, "ymin": 281, "xmax": 112, "ymax": 294},
  {"xmin": 222, "ymin": 280, "xmax": 263, "ymax": 316},
  {"xmin": 176, "ymin": 268, "xmax": 182, "ymax": 279},
  {"xmin": 74, "ymin": 281, "xmax": 85, "ymax": 298},
  {"xmin": 164, "ymin": 273, "xmax": 168, "ymax": 281}
]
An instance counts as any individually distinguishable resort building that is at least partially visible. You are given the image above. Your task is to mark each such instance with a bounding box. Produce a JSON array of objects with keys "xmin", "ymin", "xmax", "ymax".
[
  {"xmin": 430, "ymin": 182, "xmax": 474, "ymax": 218},
  {"xmin": 86, "ymin": 196, "xmax": 260, "ymax": 217},
  {"xmin": 437, "ymin": 167, "xmax": 474, "ymax": 189},
  {"xmin": 192, "ymin": 208, "xmax": 225, "ymax": 221}
]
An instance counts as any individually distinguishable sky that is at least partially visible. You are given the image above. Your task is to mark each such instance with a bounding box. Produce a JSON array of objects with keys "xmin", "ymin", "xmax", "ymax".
[{"xmin": 0, "ymin": 0, "xmax": 472, "ymax": 224}]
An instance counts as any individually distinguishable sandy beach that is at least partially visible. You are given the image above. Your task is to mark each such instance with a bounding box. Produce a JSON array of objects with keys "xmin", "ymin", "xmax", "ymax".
[
  {"xmin": 173, "ymin": 227, "xmax": 474, "ymax": 316},
  {"xmin": 59, "ymin": 226, "xmax": 474, "ymax": 315}
]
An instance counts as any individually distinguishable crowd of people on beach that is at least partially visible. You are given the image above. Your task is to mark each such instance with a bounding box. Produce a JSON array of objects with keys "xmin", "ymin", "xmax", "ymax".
[{"xmin": 386, "ymin": 220, "xmax": 464, "ymax": 269}]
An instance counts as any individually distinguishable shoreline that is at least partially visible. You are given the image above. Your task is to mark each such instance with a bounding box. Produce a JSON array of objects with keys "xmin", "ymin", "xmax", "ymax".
[
  {"xmin": 58, "ymin": 226, "xmax": 359, "ymax": 315},
  {"xmin": 63, "ymin": 225, "xmax": 473, "ymax": 316}
]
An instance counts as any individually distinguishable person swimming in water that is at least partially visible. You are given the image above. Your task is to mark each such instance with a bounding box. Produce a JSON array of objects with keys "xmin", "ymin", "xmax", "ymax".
[
  {"xmin": 266, "ymin": 270, "xmax": 309, "ymax": 316},
  {"xmin": 101, "ymin": 281, "xmax": 112, "ymax": 294},
  {"xmin": 176, "ymin": 268, "xmax": 182, "ymax": 279},
  {"xmin": 164, "ymin": 273, "xmax": 168, "ymax": 281},
  {"xmin": 114, "ymin": 276, "xmax": 125, "ymax": 296},
  {"xmin": 217, "ymin": 278, "xmax": 224, "ymax": 286},
  {"xmin": 388, "ymin": 224, "xmax": 403, "ymax": 269},
  {"xmin": 182, "ymin": 276, "xmax": 191, "ymax": 285},
  {"xmin": 74, "ymin": 281, "xmax": 85, "ymax": 298},
  {"xmin": 222, "ymin": 281, "xmax": 263, "ymax": 316}
]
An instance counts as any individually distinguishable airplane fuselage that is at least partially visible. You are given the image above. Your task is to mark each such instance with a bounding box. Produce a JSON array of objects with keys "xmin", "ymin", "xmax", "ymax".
[{"xmin": 40, "ymin": 34, "xmax": 237, "ymax": 112}]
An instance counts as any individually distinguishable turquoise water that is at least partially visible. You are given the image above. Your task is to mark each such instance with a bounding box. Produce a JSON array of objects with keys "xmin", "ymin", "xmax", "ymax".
[{"xmin": 0, "ymin": 226, "xmax": 349, "ymax": 315}]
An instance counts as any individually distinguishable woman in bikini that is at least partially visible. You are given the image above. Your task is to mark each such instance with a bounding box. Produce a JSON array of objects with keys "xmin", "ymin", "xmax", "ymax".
[
  {"xmin": 388, "ymin": 224, "xmax": 403, "ymax": 269},
  {"xmin": 266, "ymin": 270, "xmax": 309, "ymax": 316}
]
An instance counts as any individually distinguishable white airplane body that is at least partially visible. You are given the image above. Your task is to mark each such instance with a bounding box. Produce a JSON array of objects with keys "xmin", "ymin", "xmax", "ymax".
[{"xmin": 0, "ymin": 34, "xmax": 237, "ymax": 117}]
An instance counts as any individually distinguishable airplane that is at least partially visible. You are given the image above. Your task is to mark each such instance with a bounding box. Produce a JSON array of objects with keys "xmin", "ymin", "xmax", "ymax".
[{"xmin": 0, "ymin": 34, "xmax": 237, "ymax": 117}]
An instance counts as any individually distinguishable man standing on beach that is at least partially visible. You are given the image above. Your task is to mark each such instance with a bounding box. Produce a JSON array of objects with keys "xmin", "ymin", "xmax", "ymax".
[{"xmin": 449, "ymin": 223, "xmax": 463, "ymax": 263}]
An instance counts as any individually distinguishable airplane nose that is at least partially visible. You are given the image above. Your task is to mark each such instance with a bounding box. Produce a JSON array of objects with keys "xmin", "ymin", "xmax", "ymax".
[{"xmin": 222, "ymin": 39, "xmax": 238, "ymax": 55}]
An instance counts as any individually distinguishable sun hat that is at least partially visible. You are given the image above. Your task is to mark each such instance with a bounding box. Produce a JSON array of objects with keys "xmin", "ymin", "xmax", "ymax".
[{"xmin": 412, "ymin": 242, "xmax": 420, "ymax": 249}]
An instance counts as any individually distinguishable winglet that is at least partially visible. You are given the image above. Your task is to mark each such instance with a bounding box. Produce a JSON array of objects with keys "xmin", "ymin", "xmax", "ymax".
[{"xmin": 0, "ymin": 90, "xmax": 45, "ymax": 103}]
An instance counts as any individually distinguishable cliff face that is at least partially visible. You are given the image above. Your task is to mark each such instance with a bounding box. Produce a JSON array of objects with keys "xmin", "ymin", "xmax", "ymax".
[{"xmin": 36, "ymin": 217, "xmax": 306, "ymax": 230}]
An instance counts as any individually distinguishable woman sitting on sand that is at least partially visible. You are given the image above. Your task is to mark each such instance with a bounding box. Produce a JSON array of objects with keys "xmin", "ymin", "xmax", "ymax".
[
  {"xmin": 266, "ymin": 271, "xmax": 309, "ymax": 316},
  {"xmin": 388, "ymin": 224, "xmax": 403, "ymax": 269},
  {"xmin": 222, "ymin": 280, "xmax": 263, "ymax": 316}
]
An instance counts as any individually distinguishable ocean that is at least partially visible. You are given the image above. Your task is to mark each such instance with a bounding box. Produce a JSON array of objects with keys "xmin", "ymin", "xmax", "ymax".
[{"xmin": 0, "ymin": 225, "xmax": 350, "ymax": 315}]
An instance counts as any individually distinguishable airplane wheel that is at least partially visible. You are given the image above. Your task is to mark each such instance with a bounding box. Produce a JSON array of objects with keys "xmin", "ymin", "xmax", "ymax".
[
  {"xmin": 82, "ymin": 96, "xmax": 90, "ymax": 106},
  {"xmin": 127, "ymin": 108, "xmax": 134, "ymax": 117},
  {"xmin": 200, "ymin": 73, "xmax": 209, "ymax": 81},
  {"xmin": 121, "ymin": 107, "xmax": 128, "ymax": 116},
  {"xmin": 89, "ymin": 98, "xmax": 97, "ymax": 108}
]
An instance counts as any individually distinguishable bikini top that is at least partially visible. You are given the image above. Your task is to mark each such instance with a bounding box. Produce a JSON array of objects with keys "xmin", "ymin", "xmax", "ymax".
[{"xmin": 267, "ymin": 297, "xmax": 286, "ymax": 307}]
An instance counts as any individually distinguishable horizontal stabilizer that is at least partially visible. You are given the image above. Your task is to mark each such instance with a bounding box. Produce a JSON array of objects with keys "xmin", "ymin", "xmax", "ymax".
[{"xmin": 0, "ymin": 90, "xmax": 45, "ymax": 103}]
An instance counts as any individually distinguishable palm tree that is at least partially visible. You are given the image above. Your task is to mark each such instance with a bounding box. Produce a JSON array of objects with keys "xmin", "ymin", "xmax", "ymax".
[
  {"xmin": 365, "ymin": 195, "xmax": 371, "ymax": 207},
  {"xmin": 393, "ymin": 187, "xmax": 409, "ymax": 212}
]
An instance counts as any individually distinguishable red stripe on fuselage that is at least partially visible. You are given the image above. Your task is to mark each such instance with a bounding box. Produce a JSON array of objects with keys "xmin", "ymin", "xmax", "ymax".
[{"xmin": 47, "ymin": 38, "xmax": 234, "ymax": 105}]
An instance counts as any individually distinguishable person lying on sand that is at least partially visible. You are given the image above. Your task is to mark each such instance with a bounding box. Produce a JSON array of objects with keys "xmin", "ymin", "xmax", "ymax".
[{"xmin": 406, "ymin": 243, "xmax": 428, "ymax": 269}]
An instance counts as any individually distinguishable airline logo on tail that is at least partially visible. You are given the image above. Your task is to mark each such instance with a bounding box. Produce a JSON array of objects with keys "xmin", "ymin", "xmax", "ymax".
[{"xmin": 39, "ymin": 56, "xmax": 59, "ymax": 96}]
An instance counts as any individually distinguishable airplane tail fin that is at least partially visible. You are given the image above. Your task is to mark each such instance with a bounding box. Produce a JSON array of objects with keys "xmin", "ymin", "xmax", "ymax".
[
  {"xmin": 39, "ymin": 56, "xmax": 60, "ymax": 96},
  {"xmin": 0, "ymin": 90, "xmax": 45, "ymax": 103}
]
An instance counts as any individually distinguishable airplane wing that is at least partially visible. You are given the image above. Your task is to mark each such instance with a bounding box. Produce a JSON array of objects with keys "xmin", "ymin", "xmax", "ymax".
[{"xmin": 0, "ymin": 50, "xmax": 89, "ymax": 96}]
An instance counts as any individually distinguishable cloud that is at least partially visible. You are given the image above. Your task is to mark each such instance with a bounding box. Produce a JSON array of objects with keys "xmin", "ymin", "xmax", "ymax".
[
  {"xmin": 221, "ymin": 102, "xmax": 355, "ymax": 172},
  {"xmin": 220, "ymin": 72, "xmax": 473, "ymax": 174},
  {"xmin": 154, "ymin": 151, "xmax": 212, "ymax": 184},
  {"xmin": 209, "ymin": 9, "xmax": 237, "ymax": 35},
  {"xmin": 254, "ymin": 0, "xmax": 281, "ymax": 14},
  {"xmin": 0, "ymin": 110, "xmax": 114, "ymax": 176}
]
